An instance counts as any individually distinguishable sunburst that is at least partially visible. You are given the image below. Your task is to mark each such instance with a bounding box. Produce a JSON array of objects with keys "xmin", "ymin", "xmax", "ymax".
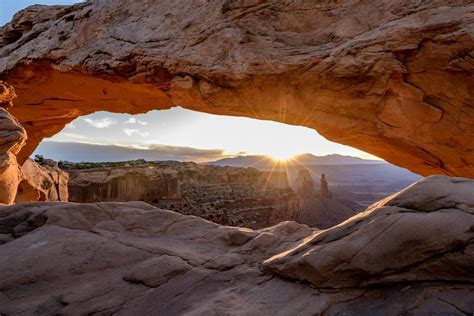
[{"xmin": 267, "ymin": 152, "xmax": 297, "ymax": 162}]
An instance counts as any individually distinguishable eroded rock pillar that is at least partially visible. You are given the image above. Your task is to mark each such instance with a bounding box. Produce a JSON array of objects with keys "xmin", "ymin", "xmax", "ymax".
[{"xmin": 0, "ymin": 82, "xmax": 26, "ymax": 205}]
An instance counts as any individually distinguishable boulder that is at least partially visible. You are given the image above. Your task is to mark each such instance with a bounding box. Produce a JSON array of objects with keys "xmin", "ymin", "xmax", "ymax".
[
  {"xmin": 263, "ymin": 176, "xmax": 474, "ymax": 289},
  {"xmin": 15, "ymin": 159, "xmax": 69, "ymax": 203}
]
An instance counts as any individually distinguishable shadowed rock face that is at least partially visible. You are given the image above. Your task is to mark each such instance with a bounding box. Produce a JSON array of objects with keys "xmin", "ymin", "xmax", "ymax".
[
  {"xmin": 0, "ymin": 1, "xmax": 473, "ymax": 176},
  {"xmin": 0, "ymin": 176, "xmax": 472, "ymax": 314}
]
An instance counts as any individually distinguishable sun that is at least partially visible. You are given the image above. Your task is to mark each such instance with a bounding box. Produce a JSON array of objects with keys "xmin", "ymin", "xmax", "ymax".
[{"xmin": 267, "ymin": 151, "xmax": 297, "ymax": 162}]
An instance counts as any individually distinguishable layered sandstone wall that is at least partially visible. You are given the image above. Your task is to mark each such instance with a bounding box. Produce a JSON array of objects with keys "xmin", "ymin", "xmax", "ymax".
[{"xmin": 67, "ymin": 162, "xmax": 298, "ymax": 229}]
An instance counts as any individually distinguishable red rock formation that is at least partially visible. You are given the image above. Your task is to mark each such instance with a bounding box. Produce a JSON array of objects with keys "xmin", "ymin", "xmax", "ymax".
[
  {"xmin": 0, "ymin": 81, "xmax": 68, "ymax": 204},
  {"xmin": 295, "ymin": 169, "xmax": 314, "ymax": 198},
  {"xmin": 320, "ymin": 173, "xmax": 331, "ymax": 198},
  {"xmin": 0, "ymin": 82, "xmax": 26, "ymax": 204},
  {"xmin": 15, "ymin": 159, "xmax": 69, "ymax": 203},
  {"xmin": 0, "ymin": 1, "xmax": 472, "ymax": 177},
  {"xmin": 294, "ymin": 169, "xmax": 358, "ymax": 229},
  {"xmin": 0, "ymin": 2, "xmax": 472, "ymax": 312},
  {"xmin": 67, "ymin": 161, "xmax": 297, "ymax": 229}
]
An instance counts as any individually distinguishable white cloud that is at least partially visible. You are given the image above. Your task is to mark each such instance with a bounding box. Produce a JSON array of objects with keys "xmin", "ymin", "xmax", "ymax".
[
  {"xmin": 123, "ymin": 128, "xmax": 150, "ymax": 138},
  {"xmin": 82, "ymin": 117, "xmax": 117, "ymax": 128},
  {"xmin": 123, "ymin": 128, "xmax": 137, "ymax": 136},
  {"xmin": 57, "ymin": 133, "xmax": 87, "ymax": 140},
  {"xmin": 125, "ymin": 117, "xmax": 148, "ymax": 126}
]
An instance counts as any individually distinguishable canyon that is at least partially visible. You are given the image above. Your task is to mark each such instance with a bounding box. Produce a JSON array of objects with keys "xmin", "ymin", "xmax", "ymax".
[
  {"xmin": 64, "ymin": 159, "xmax": 368, "ymax": 229},
  {"xmin": 0, "ymin": 0, "xmax": 473, "ymax": 314},
  {"xmin": 67, "ymin": 161, "xmax": 299, "ymax": 229}
]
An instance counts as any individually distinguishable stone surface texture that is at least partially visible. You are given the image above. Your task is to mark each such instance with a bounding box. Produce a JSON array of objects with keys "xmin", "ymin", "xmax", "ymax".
[
  {"xmin": 264, "ymin": 176, "xmax": 474, "ymax": 289},
  {"xmin": 0, "ymin": 176, "xmax": 473, "ymax": 314},
  {"xmin": 0, "ymin": 1, "xmax": 473, "ymax": 177},
  {"xmin": 15, "ymin": 159, "xmax": 69, "ymax": 203},
  {"xmin": 0, "ymin": 85, "xmax": 26, "ymax": 204}
]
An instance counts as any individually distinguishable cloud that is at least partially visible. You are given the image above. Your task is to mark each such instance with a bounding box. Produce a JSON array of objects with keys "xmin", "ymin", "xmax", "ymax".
[
  {"xmin": 57, "ymin": 133, "xmax": 88, "ymax": 140},
  {"xmin": 123, "ymin": 128, "xmax": 150, "ymax": 138},
  {"xmin": 82, "ymin": 117, "xmax": 117, "ymax": 128},
  {"xmin": 125, "ymin": 117, "xmax": 148, "ymax": 126},
  {"xmin": 141, "ymin": 144, "xmax": 232, "ymax": 161},
  {"xmin": 33, "ymin": 141, "xmax": 232, "ymax": 163}
]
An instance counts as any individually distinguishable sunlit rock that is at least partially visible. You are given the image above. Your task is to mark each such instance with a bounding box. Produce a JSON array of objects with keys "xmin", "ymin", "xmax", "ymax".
[
  {"xmin": 0, "ymin": 1, "xmax": 472, "ymax": 176},
  {"xmin": 0, "ymin": 84, "xmax": 26, "ymax": 204},
  {"xmin": 263, "ymin": 176, "xmax": 474, "ymax": 288},
  {"xmin": 15, "ymin": 159, "xmax": 69, "ymax": 203}
]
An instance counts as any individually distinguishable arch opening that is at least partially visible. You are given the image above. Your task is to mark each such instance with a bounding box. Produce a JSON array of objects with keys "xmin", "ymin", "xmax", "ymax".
[
  {"xmin": 26, "ymin": 109, "xmax": 420, "ymax": 229},
  {"xmin": 0, "ymin": 1, "xmax": 473, "ymax": 312}
]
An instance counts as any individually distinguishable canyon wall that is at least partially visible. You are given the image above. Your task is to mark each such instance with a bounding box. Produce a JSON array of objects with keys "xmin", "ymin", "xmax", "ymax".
[
  {"xmin": 67, "ymin": 161, "xmax": 298, "ymax": 229},
  {"xmin": 0, "ymin": 1, "xmax": 472, "ymax": 177}
]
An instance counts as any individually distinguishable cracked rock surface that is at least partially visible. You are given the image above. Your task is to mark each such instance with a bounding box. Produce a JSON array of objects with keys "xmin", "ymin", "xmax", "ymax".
[
  {"xmin": 0, "ymin": 176, "xmax": 473, "ymax": 314},
  {"xmin": 0, "ymin": 1, "xmax": 473, "ymax": 176},
  {"xmin": 263, "ymin": 176, "xmax": 474, "ymax": 289}
]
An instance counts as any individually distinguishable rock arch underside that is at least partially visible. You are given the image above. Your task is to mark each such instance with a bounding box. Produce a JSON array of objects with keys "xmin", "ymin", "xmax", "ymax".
[
  {"xmin": 0, "ymin": 0, "xmax": 473, "ymax": 177},
  {"xmin": 1, "ymin": 1, "xmax": 474, "ymax": 314}
]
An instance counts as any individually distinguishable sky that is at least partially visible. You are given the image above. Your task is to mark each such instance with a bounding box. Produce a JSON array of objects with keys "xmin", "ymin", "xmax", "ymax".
[
  {"xmin": 0, "ymin": 0, "xmax": 83, "ymax": 26},
  {"xmin": 3, "ymin": 1, "xmax": 380, "ymax": 162},
  {"xmin": 41, "ymin": 108, "xmax": 379, "ymax": 161}
]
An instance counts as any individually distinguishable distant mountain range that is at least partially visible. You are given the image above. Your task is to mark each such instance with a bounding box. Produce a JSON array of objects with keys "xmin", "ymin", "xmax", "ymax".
[
  {"xmin": 204, "ymin": 153, "xmax": 384, "ymax": 169},
  {"xmin": 33, "ymin": 141, "xmax": 385, "ymax": 166},
  {"xmin": 33, "ymin": 141, "xmax": 229, "ymax": 163}
]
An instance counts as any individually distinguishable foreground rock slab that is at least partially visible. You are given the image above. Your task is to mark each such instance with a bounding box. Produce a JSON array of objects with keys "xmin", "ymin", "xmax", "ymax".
[
  {"xmin": 0, "ymin": 176, "xmax": 473, "ymax": 314},
  {"xmin": 264, "ymin": 176, "xmax": 474, "ymax": 289}
]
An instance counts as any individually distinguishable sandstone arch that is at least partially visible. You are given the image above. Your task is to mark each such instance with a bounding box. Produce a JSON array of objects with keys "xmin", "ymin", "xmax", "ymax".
[{"xmin": 0, "ymin": 0, "xmax": 473, "ymax": 178}]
